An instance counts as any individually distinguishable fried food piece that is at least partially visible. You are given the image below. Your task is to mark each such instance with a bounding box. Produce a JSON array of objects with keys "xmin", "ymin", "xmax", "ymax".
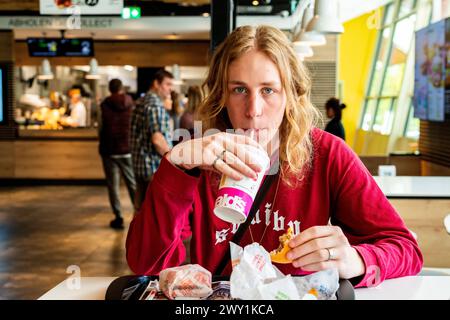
[{"xmin": 270, "ymin": 227, "xmax": 294, "ymax": 264}]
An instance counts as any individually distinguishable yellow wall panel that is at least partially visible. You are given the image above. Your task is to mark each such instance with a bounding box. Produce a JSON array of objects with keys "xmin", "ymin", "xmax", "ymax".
[{"xmin": 339, "ymin": 12, "xmax": 379, "ymax": 148}]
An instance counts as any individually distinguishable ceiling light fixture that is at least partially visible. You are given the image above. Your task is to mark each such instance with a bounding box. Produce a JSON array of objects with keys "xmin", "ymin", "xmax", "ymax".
[
  {"xmin": 85, "ymin": 58, "xmax": 101, "ymax": 80},
  {"xmin": 37, "ymin": 59, "xmax": 54, "ymax": 80},
  {"xmin": 306, "ymin": 0, "xmax": 344, "ymax": 34},
  {"xmin": 293, "ymin": 3, "xmax": 326, "ymax": 47}
]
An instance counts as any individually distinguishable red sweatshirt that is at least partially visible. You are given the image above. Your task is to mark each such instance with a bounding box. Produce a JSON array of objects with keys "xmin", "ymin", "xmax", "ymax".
[{"xmin": 126, "ymin": 128, "xmax": 423, "ymax": 288}]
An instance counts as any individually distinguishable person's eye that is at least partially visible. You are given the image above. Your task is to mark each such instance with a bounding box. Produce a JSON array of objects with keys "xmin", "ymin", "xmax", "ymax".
[
  {"xmin": 233, "ymin": 87, "xmax": 247, "ymax": 94},
  {"xmin": 262, "ymin": 87, "xmax": 274, "ymax": 95}
]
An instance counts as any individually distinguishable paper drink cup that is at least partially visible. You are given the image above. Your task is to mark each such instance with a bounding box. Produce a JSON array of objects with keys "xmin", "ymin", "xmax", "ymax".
[{"xmin": 213, "ymin": 145, "xmax": 270, "ymax": 224}]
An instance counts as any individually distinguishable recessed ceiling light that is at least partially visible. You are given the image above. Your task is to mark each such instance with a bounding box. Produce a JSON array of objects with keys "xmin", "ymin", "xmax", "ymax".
[
  {"xmin": 115, "ymin": 35, "xmax": 129, "ymax": 40},
  {"xmin": 252, "ymin": 0, "xmax": 259, "ymax": 6},
  {"xmin": 202, "ymin": 12, "xmax": 210, "ymax": 17}
]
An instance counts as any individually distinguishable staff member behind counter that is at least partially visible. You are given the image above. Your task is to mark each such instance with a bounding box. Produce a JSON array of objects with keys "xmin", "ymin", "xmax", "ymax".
[{"xmin": 62, "ymin": 89, "xmax": 87, "ymax": 127}]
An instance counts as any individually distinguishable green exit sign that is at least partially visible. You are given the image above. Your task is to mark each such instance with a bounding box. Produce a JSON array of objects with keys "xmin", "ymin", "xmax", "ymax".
[{"xmin": 122, "ymin": 7, "xmax": 141, "ymax": 19}]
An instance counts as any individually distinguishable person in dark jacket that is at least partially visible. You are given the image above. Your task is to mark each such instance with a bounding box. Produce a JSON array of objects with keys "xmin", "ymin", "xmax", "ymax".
[
  {"xmin": 324, "ymin": 97, "xmax": 346, "ymax": 141},
  {"xmin": 99, "ymin": 79, "xmax": 136, "ymax": 229}
]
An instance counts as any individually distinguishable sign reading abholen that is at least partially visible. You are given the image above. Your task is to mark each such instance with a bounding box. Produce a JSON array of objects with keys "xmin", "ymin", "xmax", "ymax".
[{"xmin": 39, "ymin": 0, "xmax": 123, "ymax": 15}]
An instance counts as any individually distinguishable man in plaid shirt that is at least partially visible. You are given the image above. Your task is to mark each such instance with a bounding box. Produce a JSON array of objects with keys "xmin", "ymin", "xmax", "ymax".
[{"xmin": 131, "ymin": 69, "xmax": 174, "ymax": 212}]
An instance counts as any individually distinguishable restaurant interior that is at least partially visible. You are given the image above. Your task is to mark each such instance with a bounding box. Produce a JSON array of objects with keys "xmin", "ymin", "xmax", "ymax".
[{"xmin": 0, "ymin": 0, "xmax": 449, "ymax": 300}]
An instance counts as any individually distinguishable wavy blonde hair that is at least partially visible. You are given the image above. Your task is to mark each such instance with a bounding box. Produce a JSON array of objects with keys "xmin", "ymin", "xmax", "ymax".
[{"xmin": 197, "ymin": 25, "xmax": 320, "ymax": 187}]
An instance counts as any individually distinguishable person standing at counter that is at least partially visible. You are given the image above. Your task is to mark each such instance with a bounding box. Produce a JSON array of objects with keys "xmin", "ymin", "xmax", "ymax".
[
  {"xmin": 99, "ymin": 79, "xmax": 136, "ymax": 230},
  {"xmin": 66, "ymin": 89, "xmax": 87, "ymax": 127},
  {"xmin": 324, "ymin": 97, "xmax": 346, "ymax": 141},
  {"xmin": 126, "ymin": 25, "xmax": 422, "ymax": 287},
  {"xmin": 130, "ymin": 69, "xmax": 174, "ymax": 213}
]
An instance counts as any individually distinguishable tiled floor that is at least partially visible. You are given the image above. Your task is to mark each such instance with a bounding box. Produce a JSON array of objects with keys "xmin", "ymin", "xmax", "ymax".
[{"xmin": 0, "ymin": 185, "xmax": 135, "ymax": 299}]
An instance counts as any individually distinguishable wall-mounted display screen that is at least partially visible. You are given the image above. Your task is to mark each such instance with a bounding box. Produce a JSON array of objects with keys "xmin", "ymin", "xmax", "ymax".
[
  {"xmin": 414, "ymin": 18, "xmax": 450, "ymax": 122},
  {"xmin": 60, "ymin": 38, "xmax": 94, "ymax": 57},
  {"xmin": 27, "ymin": 38, "xmax": 94, "ymax": 57},
  {"xmin": 27, "ymin": 38, "xmax": 60, "ymax": 57}
]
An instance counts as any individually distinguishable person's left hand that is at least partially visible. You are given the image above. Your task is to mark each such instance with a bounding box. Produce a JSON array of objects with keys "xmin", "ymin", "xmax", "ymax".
[{"xmin": 287, "ymin": 226, "xmax": 366, "ymax": 279}]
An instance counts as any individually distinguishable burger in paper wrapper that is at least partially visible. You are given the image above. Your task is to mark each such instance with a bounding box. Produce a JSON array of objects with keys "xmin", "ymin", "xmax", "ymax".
[
  {"xmin": 270, "ymin": 227, "xmax": 294, "ymax": 264},
  {"xmin": 159, "ymin": 264, "xmax": 213, "ymax": 299}
]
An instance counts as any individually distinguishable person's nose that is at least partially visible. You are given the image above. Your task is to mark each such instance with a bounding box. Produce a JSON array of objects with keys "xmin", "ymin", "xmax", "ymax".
[{"xmin": 246, "ymin": 91, "xmax": 263, "ymax": 118}]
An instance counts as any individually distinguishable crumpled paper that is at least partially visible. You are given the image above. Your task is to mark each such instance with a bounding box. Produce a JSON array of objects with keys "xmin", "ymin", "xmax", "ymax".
[{"xmin": 229, "ymin": 242, "xmax": 339, "ymax": 300}]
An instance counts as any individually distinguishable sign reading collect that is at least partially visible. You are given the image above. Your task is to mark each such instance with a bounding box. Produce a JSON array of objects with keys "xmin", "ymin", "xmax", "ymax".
[{"xmin": 39, "ymin": 0, "xmax": 123, "ymax": 15}]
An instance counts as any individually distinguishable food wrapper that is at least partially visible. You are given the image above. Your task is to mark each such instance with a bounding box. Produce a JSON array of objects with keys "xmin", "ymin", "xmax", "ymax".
[
  {"xmin": 229, "ymin": 242, "xmax": 340, "ymax": 300},
  {"xmin": 257, "ymin": 276, "xmax": 300, "ymax": 300},
  {"xmin": 292, "ymin": 268, "xmax": 340, "ymax": 300},
  {"xmin": 159, "ymin": 264, "xmax": 213, "ymax": 300}
]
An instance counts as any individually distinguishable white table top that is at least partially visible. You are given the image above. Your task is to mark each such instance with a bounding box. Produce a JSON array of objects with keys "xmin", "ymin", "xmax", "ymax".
[
  {"xmin": 38, "ymin": 276, "xmax": 450, "ymax": 300},
  {"xmin": 373, "ymin": 176, "xmax": 450, "ymax": 198}
]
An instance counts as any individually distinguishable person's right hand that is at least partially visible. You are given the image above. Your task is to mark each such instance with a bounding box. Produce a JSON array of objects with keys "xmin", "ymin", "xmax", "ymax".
[{"xmin": 165, "ymin": 132, "xmax": 264, "ymax": 180}]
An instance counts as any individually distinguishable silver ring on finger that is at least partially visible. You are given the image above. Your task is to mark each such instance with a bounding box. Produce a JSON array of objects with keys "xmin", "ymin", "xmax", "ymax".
[
  {"xmin": 212, "ymin": 149, "xmax": 226, "ymax": 170},
  {"xmin": 325, "ymin": 248, "xmax": 336, "ymax": 261}
]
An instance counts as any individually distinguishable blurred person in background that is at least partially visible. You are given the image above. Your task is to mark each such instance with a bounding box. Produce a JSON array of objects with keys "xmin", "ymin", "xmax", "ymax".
[
  {"xmin": 180, "ymin": 85, "xmax": 202, "ymax": 134},
  {"xmin": 130, "ymin": 69, "xmax": 174, "ymax": 213},
  {"xmin": 99, "ymin": 79, "xmax": 136, "ymax": 229},
  {"xmin": 65, "ymin": 89, "xmax": 87, "ymax": 127},
  {"xmin": 167, "ymin": 90, "xmax": 184, "ymax": 146},
  {"xmin": 324, "ymin": 97, "xmax": 346, "ymax": 141}
]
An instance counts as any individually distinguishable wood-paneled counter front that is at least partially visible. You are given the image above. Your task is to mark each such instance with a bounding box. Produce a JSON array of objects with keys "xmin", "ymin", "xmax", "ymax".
[{"xmin": 0, "ymin": 129, "xmax": 104, "ymax": 179}]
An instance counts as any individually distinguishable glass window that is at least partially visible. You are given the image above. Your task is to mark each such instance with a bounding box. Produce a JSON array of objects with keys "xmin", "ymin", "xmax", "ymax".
[
  {"xmin": 360, "ymin": 0, "xmax": 427, "ymax": 138},
  {"xmin": 384, "ymin": 3, "xmax": 396, "ymax": 25},
  {"xmin": 372, "ymin": 98, "xmax": 396, "ymax": 134},
  {"xmin": 361, "ymin": 99, "xmax": 377, "ymax": 130},
  {"xmin": 404, "ymin": 100, "xmax": 420, "ymax": 138},
  {"xmin": 398, "ymin": 0, "xmax": 416, "ymax": 19},
  {"xmin": 369, "ymin": 28, "xmax": 393, "ymax": 97},
  {"xmin": 381, "ymin": 16, "xmax": 415, "ymax": 96}
]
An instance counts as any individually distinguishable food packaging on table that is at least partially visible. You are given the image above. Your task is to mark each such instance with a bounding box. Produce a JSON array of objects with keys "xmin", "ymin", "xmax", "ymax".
[
  {"xmin": 159, "ymin": 264, "xmax": 213, "ymax": 300},
  {"xmin": 229, "ymin": 242, "xmax": 340, "ymax": 300}
]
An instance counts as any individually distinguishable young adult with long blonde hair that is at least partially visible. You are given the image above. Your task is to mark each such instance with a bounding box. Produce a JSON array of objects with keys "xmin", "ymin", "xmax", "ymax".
[{"xmin": 126, "ymin": 25, "xmax": 422, "ymax": 287}]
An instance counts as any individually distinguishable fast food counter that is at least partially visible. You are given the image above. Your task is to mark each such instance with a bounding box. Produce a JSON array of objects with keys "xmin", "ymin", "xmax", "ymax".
[{"xmin": 0, "ymin": 128, "xmax": 104, "ymax": 180}]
